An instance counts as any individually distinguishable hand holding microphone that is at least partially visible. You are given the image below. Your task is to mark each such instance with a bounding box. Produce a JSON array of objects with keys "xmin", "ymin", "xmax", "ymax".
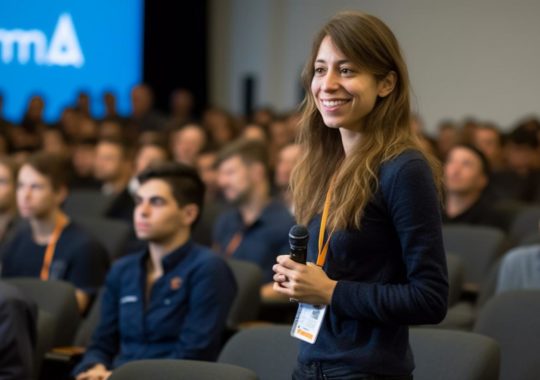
[{"xmin": 273, "ymin": 224, "xmax": 337, "ymax": 305}]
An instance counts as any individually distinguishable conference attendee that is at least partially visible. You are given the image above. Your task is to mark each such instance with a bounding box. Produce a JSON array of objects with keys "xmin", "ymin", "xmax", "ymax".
[
  {"xmin": 128, "ymin": 141, "xmax": 170, "ymax": 195},
  {"xmin": 167, "ymin": 88, "xmax": 195, "ymax": 129},
  {"xmin": 170, "ymin": 124, "xmax": 207, "ymax": 166},
  {"xmin": 274, "ymin": 143, "xmax": 302, "ymax": 214},
  {"xmin": 443, "ymin": 144, "xmax": 504, "ymax": 228},
  {"xmin": 213, "ymin": 139, "xmax": 295, "ymax": 286},
  {"xmin": 435, "ymin": 120, "xmax": 460, "ymax": 161},
  {"xmin": 272, "ymin": 12, "xmax": 448, "ymax": 379},
  {"xmin": 0, "ymin": 158, "xmax": 19, "ymax": 245},
  {"xmin": 0, "ymin": 282, "xmax": 37, "ymax": 380},
  {"xmin": 128, "ymin": 84, "xmax": 166, "ymax": 133},
  {"xmin": 70, "ymin": 138, "xmax": 101, "ymax": 190},
  {"xmin": 472, "ymin": 123, "xmax": 505, "ymax": 172},
  {"xmin": 73, "ymin": 163, "xmax": 236, "ymax": 380},
  {"xmin": 1, "ymin": 153, "xmax": 109, "ymax": 313},
  {"xmin": 94, "ymin": 138, "xmax": 135, "ymax": 223},
  {"xmin": 193, "ymin": 145, "xmax": 227, "ymax": 247},
  {"xmin": 202, "ymin": 107, "xmax": 239, "ymax": 147},
  {"xmin": 496, "ymin": 242, "xmax": 540, "ymax": 294}
]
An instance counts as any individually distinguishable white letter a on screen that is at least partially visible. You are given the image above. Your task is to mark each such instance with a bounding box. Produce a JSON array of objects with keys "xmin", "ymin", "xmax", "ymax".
[{"xmin": 47, "ymin": 13, "xmax": 85, "ymax": 68}]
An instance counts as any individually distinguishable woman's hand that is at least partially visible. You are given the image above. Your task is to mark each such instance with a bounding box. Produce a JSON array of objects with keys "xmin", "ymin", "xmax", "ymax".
[
  {"xmin": 76, "ymin": 364, "xmax": 112, "ymax": 380},
  {"xmin": 273, "ymin": 255, "xmax": 337, "ymax": 305}
]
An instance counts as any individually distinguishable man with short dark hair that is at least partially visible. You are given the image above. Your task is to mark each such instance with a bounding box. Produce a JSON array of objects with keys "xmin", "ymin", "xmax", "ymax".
[
  {"xmin": 73, "ymin": 163, "xmax": 236, "ymax": 380},
  {"xmin": 94, "ymin": 138, "xmax": 135, "ymax": 223},
  {"xmin": 1, "ymin": 153, "xmax": 109, "ymax": 312},
  {"xmin": 443, "ymin": 144, "xmax": 503, "ymax": 228},
  {"xmin": 213, "ymin": 139, "xmax": 295, "ymax": 298}
]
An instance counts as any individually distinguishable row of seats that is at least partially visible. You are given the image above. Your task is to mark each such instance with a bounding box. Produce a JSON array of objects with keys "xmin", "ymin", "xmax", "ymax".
[{"xmin": 109, "ymin": 288, "xmax": 540, "ymax": 380}]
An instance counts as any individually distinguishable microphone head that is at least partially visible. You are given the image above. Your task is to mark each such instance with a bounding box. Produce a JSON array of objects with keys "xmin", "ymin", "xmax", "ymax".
[{"xmin": 289, "ymin": 224, "xmax": 309, "ymax": 247}]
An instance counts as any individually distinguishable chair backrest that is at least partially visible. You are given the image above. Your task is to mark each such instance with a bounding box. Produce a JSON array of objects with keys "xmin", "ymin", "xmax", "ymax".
[
  {"xmin": 509, "ymin": 206, "xmax": 540, "ymax": 245},
  {"xmin": 72, "ymin": 216, "xmax": 131, "ymax": 260},
  {"xmin": 4, "ymin": 278, "xmax": 81, "ymax": 346},
  {"xmin": 63, "ymin": 190, "xmax": 112, "ymax": 218},
  {"xmin": 218, "ymin": 325, "xmax": 298, "ymax": 380},
  {"xmin": 442, "ymin": 224, "xmax": 506, "ymax": 290},
  {"xmin": 410, "ymin": 328, "xmax": 500, "ymax": 380},
  {"xmin": 474, "ymin": 290, "xmax": 540, "ymax": 380},
  {"xmin": 108, "ymin": 359, "xmax": 259, "ymax": 380},
  {"xmin": 226, "ymin": 259, "xmax": 263, "ymax": 329},
  {"xmin": 35, "ymin": 310, "xmax": 56, "ymax": 378},
  {"xmin": 73, "ymin": 289, "xmax": 103, "ymax": 347},
  {"xmin": 446, "ymin": 254, "xmax": 465, "ymax": 307}
]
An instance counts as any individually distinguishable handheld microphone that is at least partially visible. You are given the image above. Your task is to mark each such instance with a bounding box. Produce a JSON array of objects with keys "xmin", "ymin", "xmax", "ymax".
[{"xmin": 289, "ymin": 224, "xmax": 309, "ymax": 264}]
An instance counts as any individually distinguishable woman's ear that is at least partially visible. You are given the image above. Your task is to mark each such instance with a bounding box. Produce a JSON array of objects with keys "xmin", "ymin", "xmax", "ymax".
[{"xmin": 377, "ymin": 71, "xmax": 397, "ymax": 98}]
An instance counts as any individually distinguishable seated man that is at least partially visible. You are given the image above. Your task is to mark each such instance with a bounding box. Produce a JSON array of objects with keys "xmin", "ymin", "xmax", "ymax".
[
  {"xmin": 73, "ymin": 163, "xmax": 237, "ymax": 380},
  {"xmin": 94, "ymin": 138, "xmax": 135, "ymax": 224},
  {"xmin": 213, "ymin": 139, "xmax": 295, "ymax": 298},
  {"xmin": 0, "ymin": 153, "xmax": 109, "ymax": 312},
  {"xmin": 496, "ymin": 244, "xmax": 540, "ymax": 294},
  {"xmin": 443, "ymin": 144, "xmax": 505, "ymax": 229}
]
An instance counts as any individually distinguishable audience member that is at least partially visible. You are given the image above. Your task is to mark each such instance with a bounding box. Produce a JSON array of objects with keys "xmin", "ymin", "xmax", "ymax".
[
  {"xmin": 472, "ymin": 122, "xmax": 506, "ymax": 172},
  {"xmin": 274, "ymin": 143, "xmax": 301, "ymax": 213},
  {"xmin": 203, "ymin": 107, "xmax": 239, "ymax": 147},
  {"xmin": 170, "ymin": 124, "xmax": 207, "ymax": 166},
  {"xmin": 168, "ymin": 88, "xmax": 195, "ymax": 129},
  {"xmin": 241, "ymin": 124, "xmax": 269, "ymax": 143},
  {"xmin": 491, "ymin": 126, "xmax": 540, "ymax": 202},
  {"xmin": 128, "ymin": 84, "xmax": 165, "ymax": 133},
  {"xmin": 213, "ymin": 139, "xmax": 294, "ymax": 294},
  {"xmin": 71, "ymin": 139, "xmax": 101, "ymax": 190},
  {"xmin": 443, "ymin": 144, "xmax": 504, "ymax": 228},
  {"xmin": 0, "ymin": 153, "xmax": 109, "ymax": 312},
  {"xmin": 128, "ymin": 142, "xmax": 170, "ymax": 195},
  {"xmin": 73, "ymin": 163, "xmax": 236, "ymax": 379},
  {"xmin": 435, "ymin": 120, "xmax": 459, "ymax": 160},
  {"xmin": 94, "ymin": 138, "xmax": 135, "ymax": 223}
]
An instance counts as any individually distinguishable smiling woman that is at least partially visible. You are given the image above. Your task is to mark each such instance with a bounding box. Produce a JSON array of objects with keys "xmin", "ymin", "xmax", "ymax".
[{"xmin": 272, "ymin": 11, "xmax": 449, "ymax": 380}]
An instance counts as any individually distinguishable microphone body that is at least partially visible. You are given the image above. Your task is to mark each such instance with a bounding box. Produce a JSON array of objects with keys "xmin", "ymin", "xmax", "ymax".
[{"xmin": 289, "ymin": 224, "xmax": 309, "ymax": 264}]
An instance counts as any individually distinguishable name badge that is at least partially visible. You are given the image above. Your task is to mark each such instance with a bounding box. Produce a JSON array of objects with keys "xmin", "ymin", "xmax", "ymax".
[{"xmin": 291, "ymin": 303, "xmax": 327, "ymax": 344}]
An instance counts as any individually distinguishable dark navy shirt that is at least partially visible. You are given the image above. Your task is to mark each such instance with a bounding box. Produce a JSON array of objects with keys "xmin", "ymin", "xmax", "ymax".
[
  {"xmin": 73, "ymin": 240, "xmax": 237, "ymax": 375},
  {"xmin": 299, "ymin": 151, "xmax": 448, "ymax": 376},
  {"xmin": 213, "ymin": 200, "xmax": 295, "ymax": 282},
  {"xmin": 0, "ymin": 221, "xmax": 109, "ymax": 295}
]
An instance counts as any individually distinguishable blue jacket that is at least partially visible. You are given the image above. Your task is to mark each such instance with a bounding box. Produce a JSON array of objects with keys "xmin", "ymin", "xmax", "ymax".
[
  {"xmin": 299, "ymin": 151, "xmax": 448, "ymax": 376},
  {"xmin": 73, "ymin": 240, "xmax": 237, "ymax": 375},
  {"xmin": 213, "ymin": 200, "xmax": 295, "ymax": 282}
]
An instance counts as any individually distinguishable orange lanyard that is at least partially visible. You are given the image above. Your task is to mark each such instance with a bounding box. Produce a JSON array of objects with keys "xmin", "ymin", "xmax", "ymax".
[
  {"xmin": 316, "ymin": 177, "xmax": 336, "ymax": 267},
  {"xmin": 40, "ymin": 214, "xmax": 68, "ymax": 280},
  {"xmin": 224, "ymin": 232, "xmax": 243, "ymax": 257}
]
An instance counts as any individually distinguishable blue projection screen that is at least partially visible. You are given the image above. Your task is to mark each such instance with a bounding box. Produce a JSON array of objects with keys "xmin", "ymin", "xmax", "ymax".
[{"xmin": 0, "ymin": 0, "xmax": 143, "ymax": 123}]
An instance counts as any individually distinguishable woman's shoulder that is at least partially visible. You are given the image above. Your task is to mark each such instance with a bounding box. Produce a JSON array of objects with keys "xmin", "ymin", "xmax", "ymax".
[{"xmin": 380, "ymin": 150, "xmax": 429, "ymax": 175}]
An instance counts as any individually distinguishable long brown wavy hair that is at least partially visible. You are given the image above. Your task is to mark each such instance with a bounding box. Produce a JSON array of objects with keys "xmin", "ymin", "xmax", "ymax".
[{"xmin": 291, "ymin": 11, "xmax": 442, "ymax": 230}]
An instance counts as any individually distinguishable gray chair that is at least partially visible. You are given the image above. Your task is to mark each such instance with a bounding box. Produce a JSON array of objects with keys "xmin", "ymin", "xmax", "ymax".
[
  {"xmin": 4, "ymin": 278, "xmax": 81, "ymax": 347},
  {"xmin": 218, "ymin": 325, "xmax": 298, "ymax": 380},
  {"xmin": 63, "ymin": 190, "xmax": 112, "ymax": 218},
  {"xmin": 410, "ymin": 328, "xmax": 500, "ymax": 380},
  {"xmin": 226, "ymin": 259, "xmax": 263, "ymax": 329},
  {"xmin": 108, "ymin": 359, "xmax": 259, "ymax": 380},
  {"xmin": 474, "ymin": 290, "xmax": 540, "ymax": 380},
  {"xmin": 73, "ymin": 289, "xmax": 103, "ymax": 347},
  {"xmin": 509, "ymin": 206, "xmax": 540, "ymax": 245},
  {"xmin": 35, "ymin": 310, "xmax": 57, "ymax": 378},
  {"xmin": 442, "ymin": 224, "xmax": 506, "ymax": 291},
  {"xmin": 446, "ymin": 253, "xmax": 465, "ymax": 307},
  {"xmin": 72, "ymin": 216, "xmax": 131, "ymax": 260}
]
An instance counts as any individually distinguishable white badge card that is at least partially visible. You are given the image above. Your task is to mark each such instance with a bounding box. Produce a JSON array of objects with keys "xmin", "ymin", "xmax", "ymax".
[{"xmin": 291, "ymin": 303, "xmax": 327, "ymax": 344}]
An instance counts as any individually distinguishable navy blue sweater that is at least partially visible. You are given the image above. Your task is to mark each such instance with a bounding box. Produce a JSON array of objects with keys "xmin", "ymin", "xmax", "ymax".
[
  {"xmin": 73, "ymin": 240, "xmax": 237, "ymax": 375},
  {"xmin": 299, "ymin": 151, "xmax": 448, "ymax": 376}
]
